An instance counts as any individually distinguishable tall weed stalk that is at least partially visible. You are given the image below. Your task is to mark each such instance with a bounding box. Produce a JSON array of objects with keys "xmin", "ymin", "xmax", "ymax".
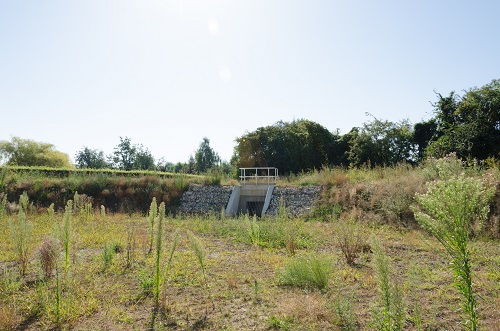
[
  {"xmin": 154, "ymin": 202, "xmax": 165, "ymax": 306},
  {"xmin": 414, "ymin": 175, "xmax": 495, "ymax": 331},
  {"xmin": 148, "ymin": 197, "xmax": 157, "ymax": 255},
  {"xmin": 371, "ymin": 238, "xmax": 405, "ymax": 331},
  {"xmin": 9, "ymin": 192, "xmax": 32, "ymax": 276}
]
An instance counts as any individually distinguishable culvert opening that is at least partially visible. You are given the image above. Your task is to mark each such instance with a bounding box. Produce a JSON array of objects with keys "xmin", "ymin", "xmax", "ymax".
[{"xmin": 246, "ymin": 201, "xmax": 264, "ymax": 217}]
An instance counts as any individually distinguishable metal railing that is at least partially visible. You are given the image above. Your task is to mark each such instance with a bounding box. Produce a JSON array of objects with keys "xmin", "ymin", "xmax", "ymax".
[{"xmin": 239, "ymin": 167, "xmax": 278, "ymax": 185}]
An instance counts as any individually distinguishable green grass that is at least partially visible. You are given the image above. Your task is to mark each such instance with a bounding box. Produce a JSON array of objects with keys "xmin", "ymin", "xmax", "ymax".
[{"xmin": 277, "ymin": 254, "xmax": 333, "ymax": 290}]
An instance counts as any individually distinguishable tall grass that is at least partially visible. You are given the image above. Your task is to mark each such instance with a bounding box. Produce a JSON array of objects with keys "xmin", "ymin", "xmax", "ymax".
[
  {"xmin": 278, "ymin": 254, "xmax": 332, "ymax": 290},
  {"xmin": 414, "ymin": 175, "xmax": 496, "ymax": 331},
  {"xmin": 188, "ymin": 230, "xmax": 214, "ymax": 310}
]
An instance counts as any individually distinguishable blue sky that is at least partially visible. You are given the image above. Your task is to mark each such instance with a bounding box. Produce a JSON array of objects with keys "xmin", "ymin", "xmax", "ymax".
[{"xmin": 1, "ymin": 0, "xmax": 499, "ymax": 164}]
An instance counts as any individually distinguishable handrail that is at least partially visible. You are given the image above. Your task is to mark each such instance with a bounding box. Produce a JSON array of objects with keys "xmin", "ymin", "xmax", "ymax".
[{"xmin": 239, "ymin": 167, "xmax": 278, "ymax": 185}]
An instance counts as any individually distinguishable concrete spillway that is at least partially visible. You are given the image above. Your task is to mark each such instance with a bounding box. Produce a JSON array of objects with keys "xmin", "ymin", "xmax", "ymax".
[{"xmin": 225, "ymin": 184, "xmax": 274, "ymax": 217}]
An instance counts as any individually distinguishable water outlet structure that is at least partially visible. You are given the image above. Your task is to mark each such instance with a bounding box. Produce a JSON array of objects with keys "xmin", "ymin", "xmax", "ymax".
[{"xmin": 225, "ymin": 167, "xmax": 278, "ymax": 217}]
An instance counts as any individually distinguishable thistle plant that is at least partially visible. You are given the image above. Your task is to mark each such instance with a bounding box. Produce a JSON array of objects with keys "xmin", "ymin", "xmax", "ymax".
[
  {"xmin": 414, "ymin": 175, "xmax": 495, "ymax": 331},
  {"xmin": 9, "ymin": 192, "xmax": 32, "ymax": 276},
  {"xmin": 148, "ymin": 197, "xmax": 157, "ymax": 255}
]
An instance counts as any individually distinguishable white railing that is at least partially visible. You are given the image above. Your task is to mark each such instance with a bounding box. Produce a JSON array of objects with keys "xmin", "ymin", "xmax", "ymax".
[{"xmin": 239, "ymin": 167, "xmax": 278, "ymax": 185}]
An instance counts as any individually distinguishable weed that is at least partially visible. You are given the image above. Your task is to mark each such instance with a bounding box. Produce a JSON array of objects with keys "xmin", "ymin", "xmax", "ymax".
[
  {"xmin": 334, "ymin": 216, "xmax": 367, "ymax": 265},
  {"xmin": 334, "ymin": 295, "xmax": 359, "ymax": 331},
  {"xmin": 248, "ymin": 214, "xmax": 261, "ymax": 247},
  {"xmin": 154, "ymin": 202, "xmax": 165, "ymax": 306},
  {"xmin": 47, "ymin": 203, "xmax": 54, "ymax": 220},
  {"xmin": 370, "ymin": 238, "xmax": 405, "ymax": 331},
  {"xmin": 9, "ymin": 191, "xmax": 32, "ymax": 276},
  {"xmin": 61, "ymin": 200, "xmax": 72, "ymax": 272},
  {"xmin": 278, "ymin": 254, "xmax": 332, "ymax": 290},
  {"xmin": 125, "ymin": 225, "xmax": 136, "ymax": 269},
  {"xmin": 139, "ymin": 268, "xmax": 154, "ymax": 297},
  {"xmin": 268, "ymin": 314, "xmax": 293, "ymax": 330},
  {"xmin": 102, "ymin": 242, "xmax": 121, "ymax": 271},
  {"xmin": 414, "ymin": 175, "xmax": 496, "ymax": 330},
  {"xmin": 0, "ymin": 303, "xmax": 20, "ymax": 331},
  {"xmin": 37, "ymin": 236, "xmax": 58, "ymax": 279},
  {"xmin": 100, "ymin": 205, "xmax": 105, "ymax": 218},
  {"xmin": 188, "ymin": 230, "xmax": 214, "ymax": 310},
  {"xmin": 0, "ymin": 193, "xmax": 7, "ymax": 217},
  {"xmin": 147, "ymin": 197, "xmax": 157, "ymax": 255}
]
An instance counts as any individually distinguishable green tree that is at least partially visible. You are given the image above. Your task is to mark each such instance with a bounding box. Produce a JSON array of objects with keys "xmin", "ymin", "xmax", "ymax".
[
  {"xmin": 412, "ymin": 119, "xmax": 437, "ymax": 161},
  {"xmin": 111, "ymin": 137, "xmax": 136, "ymax": 170},
  {"xmin": 75, "ymin": 147, "xmax": 109, "ymax": 169},
  {"xmin": 233, "ymin": 119, "xmax": 342, "ymax": 174},
  {"xmin": 347, "ymin": 117, "xmax": 415, "ymax": 167},
  {"xmin": 0, "ymin": 137, "xmax": 72, "ymax": 168},
  {"xmin": 426, "ymin": 79, "xmax": 500, "ymax": 160},
  {"xmin": 133, "ymin": 145, "xmax": 155, "ymax": 171},
  {"xmin": 194, "ymin": 137, "xmax": 220, "ymax": 173}
]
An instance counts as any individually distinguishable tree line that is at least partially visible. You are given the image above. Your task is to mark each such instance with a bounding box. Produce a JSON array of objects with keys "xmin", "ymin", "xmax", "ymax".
[
  {"xmin": 233, "ymin": 79, "xmax": 499, "ymax": 174},
  {"xmin": 1, "ymin": 79, "xmax": 498, "ymax": 175}
]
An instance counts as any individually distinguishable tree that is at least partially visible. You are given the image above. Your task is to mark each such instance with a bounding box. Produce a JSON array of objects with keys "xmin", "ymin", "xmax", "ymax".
[
  {"xmin": 347, "ymin": 117, "xmax": 415, "ymax": 167},
  {"xmin": 133, "ymin": 145, "xmax": 155, "ymax": 171},
  {"xmin": 233, "ymin": 119, "xmax": 342, "ymax": 174},
  {"xmin": 426, "ymin": 79, "xmax": 500, "ymax": 160},
  {"xmin": 0, "ymin": 137, "xmax": 72, "ymax": 168},
  {"xmin": 412, "ymin": 119, "xmax": 437, "ymax": 161},
  {"xmin": 194, "ymin": 138, "xmax": 220, "ymax": 173},
  {"xmin": 75, "ymin": 147, "xmax": 108, "ymax": 169},
  {"xmin": 111, "ymin": 137, "xmax": 137, "ymax": 170}
]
